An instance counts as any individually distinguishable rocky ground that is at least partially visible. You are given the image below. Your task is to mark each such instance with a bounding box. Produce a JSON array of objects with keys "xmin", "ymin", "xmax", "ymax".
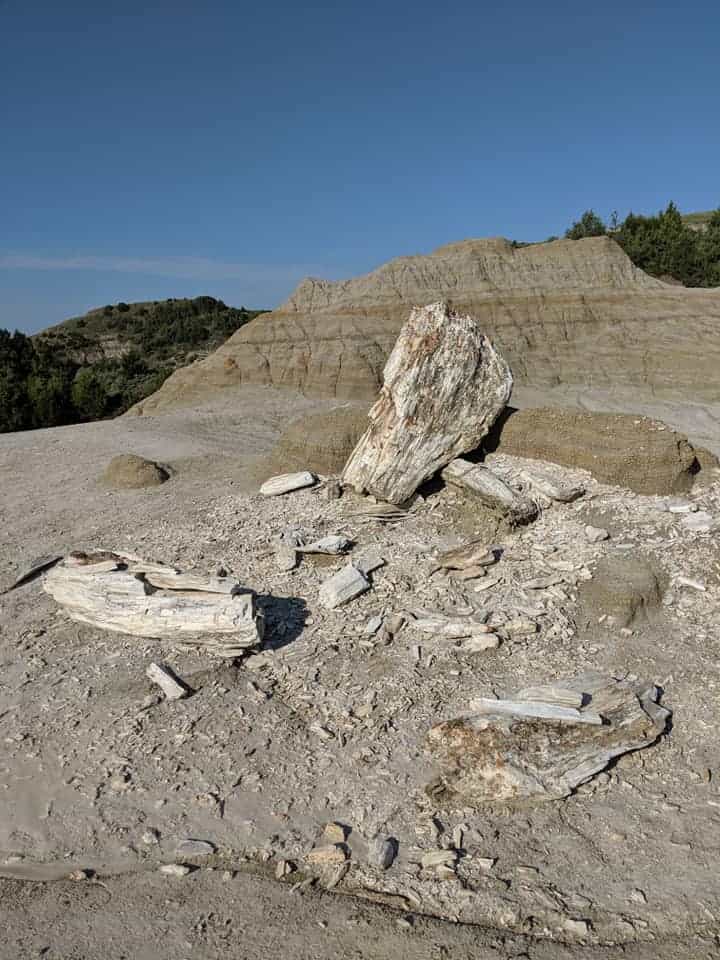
[{"xmin": 1, "ymin": 386, "xmax": 720, "ymax": 959}]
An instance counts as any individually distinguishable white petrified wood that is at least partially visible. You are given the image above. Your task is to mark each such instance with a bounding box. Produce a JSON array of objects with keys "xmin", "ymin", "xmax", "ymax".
[
  {"xmin": 426, "ymin": 673, "xmax": 670, "ymax": 803},
  {"xmin": 514, "ymin": 461, "xmax": 585, "ymax": 503},
  {"xmin": 260, "ymin": 472, "xmax": 317, "ymax": 496},
  {"xmin": 297, "ymin": 535, "xmax": 352, "ymax": 555},
  {"xmin": 146, "ymin": 662, "xmax": 189, "ymax": 700},
  {"xmin": 342, "ymin": 303, "xmax": 513, "ymax": 504},
  {"xmin": 441, "ymin": 458, "xmax": 537, "ymax": 524},
  {"xmin": 408, "ymin": 610, "xmax": 497, "ymax": 639},
  {"xmin": 318, "ymin": 565, "xmax": 370, "ymax": 609},
  {"xmin": 43, "ymin": 552, "xmax": 263, "ymax": 657}
]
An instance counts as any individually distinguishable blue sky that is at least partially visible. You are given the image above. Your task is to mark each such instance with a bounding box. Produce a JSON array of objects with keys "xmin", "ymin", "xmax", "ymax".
[{"xmin": 2, "ymin": 0, "xmax": 719, "ymax": 333}]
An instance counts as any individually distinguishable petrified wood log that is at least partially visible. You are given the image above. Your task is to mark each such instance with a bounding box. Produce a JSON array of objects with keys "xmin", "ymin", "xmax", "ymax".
[
  {"xmin": 342, "ymin": 303, "xmax": 512, "ymax": 504},
  {"xmin": 441, "ymin": 458, "xmax": 537, "ymax": 524},
  {"xmin": 426, "ymin": 673, "xmax": 670, "ymax": 804},
  {"xmin": 43, "ymin": 551, "xmax": 263, "ymax": 657}
]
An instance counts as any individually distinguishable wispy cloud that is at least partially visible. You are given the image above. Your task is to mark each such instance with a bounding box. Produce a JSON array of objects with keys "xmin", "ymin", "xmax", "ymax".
[{"xmin": 0, "ymin": 252, "xmax": 325, "ymax": 283}]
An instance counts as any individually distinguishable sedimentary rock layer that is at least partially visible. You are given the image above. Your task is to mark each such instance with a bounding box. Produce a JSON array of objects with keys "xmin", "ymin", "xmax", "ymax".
[{"xmin": 131, "ymin": 236, "xmax": 720, "ymax": 414}]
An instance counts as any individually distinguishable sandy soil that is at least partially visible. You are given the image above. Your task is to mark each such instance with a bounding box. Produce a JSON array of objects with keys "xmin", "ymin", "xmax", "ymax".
[{"xmin": 1, "ymin": 386, "xmax": 720, "ymax": 959}]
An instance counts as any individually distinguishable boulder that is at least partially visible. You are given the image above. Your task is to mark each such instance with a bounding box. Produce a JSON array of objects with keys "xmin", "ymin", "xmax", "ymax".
[
  {"xmin": 342, "ymin": 303, "xmax": 513, "ymax": 504},
  {"xmin": 484, "ymin": 407, "xmax": 707, "ymax": 495},
  {"xmin": 266, "ymin": 407, "xmax": 369, "ymax": 476},
  {"xmin": 101, "ymin": 454, "xmax": 169, "ymax": 489}
]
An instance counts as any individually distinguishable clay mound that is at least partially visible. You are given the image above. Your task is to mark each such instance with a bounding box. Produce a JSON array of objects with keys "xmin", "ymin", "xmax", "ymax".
[
  {"xmin": 130, "ymin": 236, "xmax": 720, "ymax": 420},
  {"xmin": 484, "ymin": 407, "xmax": 711, "ymax": 495},
  {"xmin": 265, "ymin": 407, "xmax": 368, "ymax": 476},
  {"xmin": 100, "ymin": 454, "xmax": 170, "ymax": 489},
  {"xmin": 579, "ymin": 554, "xmax": 667, "ymax": 628}
]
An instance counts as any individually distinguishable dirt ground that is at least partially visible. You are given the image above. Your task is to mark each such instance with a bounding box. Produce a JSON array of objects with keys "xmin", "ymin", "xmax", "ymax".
[{"xmin": 1, "ymin": 386, "xmax": 720, "ymax": 959}]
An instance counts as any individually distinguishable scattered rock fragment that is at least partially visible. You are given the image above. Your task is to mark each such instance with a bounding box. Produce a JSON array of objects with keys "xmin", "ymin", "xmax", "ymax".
[
  {"xmin": 435, "ymin": 539, "xmax": 497, "ymax": 571},
  {"xmin": 175, "ymin": 839, "xmax": 216, "ymax": 857},
  {"xmin": 352, "ymin": 550, "xmax": 386, "ymax": 576},
  {"xmin": 427, "ymin": 674, "xmax": 671, "ymax": 803},
  {"xmin": 502, "ymin": 619, "xmax": 537, "ymax": 638},
  {"xmin": 342, "ymin": 302, "xmax": 513, "ymax": 504},
  {"xmin": 274, "ymin": 546, "xmax": 299, "ymax": 571},
  {"xmin": 585, "ymin": 525, "xmax": 610, "ymax": 543},
  {"xmin": 421, "ymin": 849, "xmax": 457, "ymax": 869},
  {"xmin": 160, "ymin": 864, "xmax": 191, "ymax": 877},
  {"xmin": 100, "ymin": 454, "xmax": 169, "ymax": 489},
  {"xmin": 513, "ymin": 460, "xmax": 585, "ymax": 502},
  {"xmin": 347, "ymin": 502, "xmax": 409, "ymax": 523},
  {"xmin": 318, "ymin": 565, "xmax": 370, "ymax": 609},
  {"xmin": 321, "ymin": 822, "xmax": 349, "ymax": 844},
  {"xmin": 325, "ymin": 479, "xmax": 343, "ymax": 500},
  {"xmin": 260, "ymin": 471, "xmax": 317, "ymax": 497},
  {"xmin": 275, "ymin": 859, "xmax": 295, "ymax": 879},
  {"xmin": 441, "ymin": 459, "xmax": 537, "ymax": 525},
  {"xmin": 145, "ymin": 662, "xmax": 190, "ymax": 701},
  {"xmin": 368, "ymin": 837, "xmax": 397, "ymax": 870},
  {"xmin": 680, "ymin": 511, "xmax": 714, "ymax": 533},
  {"xmin": 409, "ymin": 609, "xmax": 496, "ymax": 639},
  {"xmin": 297, "ymin": 535, "xmax": 352, "ymax": 555},
  {"xmin": 305, "ymin": 844, "xmax": 348, "ymax": 866}
]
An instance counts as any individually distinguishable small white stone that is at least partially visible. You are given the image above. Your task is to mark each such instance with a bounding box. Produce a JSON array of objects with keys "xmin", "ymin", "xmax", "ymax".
[
  {"xmin": 585, "ymin": 525, "xmax": 609, "ymax": 543},
  {"xmin": 160, "ymin": 863, "xmax": 191, "ymax": 877},
  {"xmin": 368, "ymin": 837, "xmax": 396, "ymax": 870},
  {"xmin": 260, "ymin": 472, "xmax": 317, "ymax": 497},
  {"xmin": 175, "ymin": 839, "xmax": 216, "ymax": 857}
]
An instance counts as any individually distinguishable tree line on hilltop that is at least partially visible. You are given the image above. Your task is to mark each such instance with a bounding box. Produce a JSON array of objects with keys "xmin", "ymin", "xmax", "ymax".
[
  {"xmin": 0, "ymin": 297, "xmax": 262, "ymax": 433},
  {"xmin": 560, "ymin": 202, "xmax": 720, "ymax": 287}
]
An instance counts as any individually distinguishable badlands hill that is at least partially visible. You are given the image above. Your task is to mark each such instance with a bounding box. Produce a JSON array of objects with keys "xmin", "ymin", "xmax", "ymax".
[{"xmin": 132, "ymin": 237, "xmax": 720, "ymax": 439}]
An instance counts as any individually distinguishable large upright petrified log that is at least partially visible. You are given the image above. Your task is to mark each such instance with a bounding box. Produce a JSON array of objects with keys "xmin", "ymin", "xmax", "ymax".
[{"xmin": 341, "ymin": 303, "xmax": 513, "ymax": 504}]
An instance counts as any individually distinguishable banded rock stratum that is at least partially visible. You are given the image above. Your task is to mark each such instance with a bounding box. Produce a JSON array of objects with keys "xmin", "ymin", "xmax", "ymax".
[{"xmin": 131, "ymin": 236, "xmax": 720, "ymax": 424}]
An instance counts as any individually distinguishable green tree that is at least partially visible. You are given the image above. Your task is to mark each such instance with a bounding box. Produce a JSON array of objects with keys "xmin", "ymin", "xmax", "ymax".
[
  {"xmin": 71, "ymin": 368, "xmax": 109, "ymax": 421},
  {"xmin": 565, "ymin": 210, "xmax": 607, "ymax": 239}
]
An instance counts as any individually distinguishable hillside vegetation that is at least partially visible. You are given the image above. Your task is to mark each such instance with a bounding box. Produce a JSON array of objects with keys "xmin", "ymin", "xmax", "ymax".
[
  {"xmin": 562, "ymin": 203, "xmax": 720, "ymax": 287},
  {"xmin": 0, "ymin": 297, "xmax": 263, "ymax": 433}
]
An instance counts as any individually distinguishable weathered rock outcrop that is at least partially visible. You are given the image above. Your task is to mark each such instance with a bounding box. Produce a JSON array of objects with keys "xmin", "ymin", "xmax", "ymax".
[
  {"xmin": 484, "ymin": 407, "xmax": 709, "ymax": 494},
  {"xmin": 342, "ymin": 303, "xmax": 512, "ymax": 504},
  {"xmin": 131, "ymin": 237, "xmax": 720, "ymax": 421}
]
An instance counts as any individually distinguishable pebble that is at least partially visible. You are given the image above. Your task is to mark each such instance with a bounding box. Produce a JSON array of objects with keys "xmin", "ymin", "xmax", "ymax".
[
  {"xmin": 364, "ymin": 614, "xmax": 384, "ymax": 636},
  {"xmin": 305, "ymin": 844, "xmax": 348, "ymax": 865},
  {"xmin": 421, "ymin": 848, "xmax": 457, "ymax": 869},
  {"xmin": 681, "ymin": 511, "xmax": 713, "ymax": 533},
  {"xmin": 275, "ymin": 547, "xmax": 299, "ymax": 572},
  {"xmin": 368, "ymin": 837, "xmax": 397, "ymax": 870},
  {"xmin": 321, "ymin": 822, "xmax": 349, "ymax": 844},
  {"xmin": 585, "ymin": 525, "xmax": 610, "ymax": 543},
  {"xmin": 175, "ymin": 839, "xmax": 216, "ymax": 857},
  {"xmin": 160, "ymin": 864, "xmax": 191, "ymax": 877}
]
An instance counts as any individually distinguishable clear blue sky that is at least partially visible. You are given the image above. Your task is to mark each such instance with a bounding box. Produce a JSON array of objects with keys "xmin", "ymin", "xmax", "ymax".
[{"xmin": 2, "ymin": 0, "xmax": 718, "ymax": 332}]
